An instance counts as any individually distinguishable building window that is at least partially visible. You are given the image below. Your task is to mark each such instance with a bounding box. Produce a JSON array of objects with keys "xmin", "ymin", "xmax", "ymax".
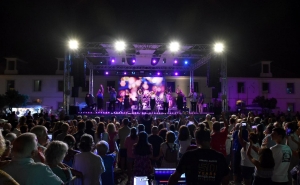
[
  {"xmin": 287, "ymin": 83, "xmax": 294, "ymax": 94},
  {"xmin": 8, "ymin": 61, "xmax": 15, "ymax": 70},
  {"xmin": 7, "ymin": 80, "xmax": 15, "ymax": 91},
  {"xmin": 33, "ymin": 80, "xmax": 42, "ymax": 92},
  {"xmin": 287, "ymin": 103, "xmax": 294, "ymax": 112},
  {"xmin": 82, "ymin": 81, "xmax": 89, "ymax": 92},
  {"xmin": 59, "ymin": 61, "xmax": 64, "ymax": 70},
  {"xmin": 237, "ymin": 82, "xmax": 245, "ymax": 93},
  {"xmin": 58, "ymin": 80, "xmax": 64, "ymax": 92},
  {"xmin": 262, "ymin": 83, "xmax": 269, "ymax": 93}
]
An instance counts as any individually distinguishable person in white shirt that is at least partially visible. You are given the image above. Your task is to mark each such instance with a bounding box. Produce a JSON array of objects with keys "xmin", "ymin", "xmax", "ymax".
[{"xmin": 270, "ymin": 127, "xmax": 292, "ymax": 185}]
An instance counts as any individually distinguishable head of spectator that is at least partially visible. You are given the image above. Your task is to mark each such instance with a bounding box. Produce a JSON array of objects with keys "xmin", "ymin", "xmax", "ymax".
[
  {"xmin": 273, "ymin": 121, "xmax": 282, "ymax": 128},
  {"xmin": 30, "ymin": 125, "xmax": 49, "ymax": 146},
  {"xmin": 264, "ymin": 124, "xmax": 274, "ymax": 135},
  {"xmin": 45, "ymin": 141, "xmax": 68, "ymax": 167},
  {"xmin": 96, "ymin": 140, "xmax": 109, "ymax": 156},
  {"xmin": 85, "ymin": 120, "xmax": 94, "ymax": 131},
  {"xmin": 96, "ymin": 122, "xmax": 106, "ymax": 136},
  {"xmin": 3, "ymin": 123, "xmax": 12, "ymax": 132},
  {"xmin": 271, "ymin": 127, "xmax": 286, "ymax": 144},
  {"xmin": 134, "ymin": 131, "xmax": 151, "ymax": 156},
  {"xmin": 205, "ymin": 114, "xmax": 211, "ymax": 121},
  {"xmin": 151, "ymin": 126, "xmax": 159, "ymax": 135},
  {"xmin": 122, "ymin": 118, "xmax": 129, "ymax": 127},
  {"xmin": 158, "ymin": 128, "xmax": 168, "ymax": 141},
  {"xmin": 130, "ymin": 127, "xmax": 138, "ymax": 140},
  {"xmin": 61, "ymin": 123, "xmax": 70, "ymax": 134},
  {"xmin": 20, "ymin": 125, "xmax": 28, "ymax": 134},
  {"xmin": 79, "ymin": 134, "xmax": 94, "ymax": 152},
  {"xmin": 166, "ymin": 131, "xmax": 176, "ymax": 143},
  {"xmin": 63, "ymin": 134, "xmax": 76, "ymax": 149},
  {"xmin": 187, "ymin": 123, "xmax": 196, "ymax": 138},
  {"xmin": 229, "ymin": 117, "xmax": 236, "ymax": 126},
  {"xmin": 178, "ymin": 125, "xmax": 190, "ymax": 141},
  {"xmin": 12, "ymin": 133, "xmax": 37, "ymax": 159},
  {"xmin": 77, "ymin": 121, "xmax": 86, "ymax": 132},
  {"xmin": 195, "ymin": 123, "xmax": 211, "ymax": 148},
  {"xmin": 137, "ymin": 124, "xmax": 145, "ymax": 133},
  {"xmin": 107, "ymin": 123, "xmax": 116, "ymax": 134},
  {"xmin": 19, "ymin": 116, "xmax": 27, "ymax": 126},
  {"xmin": 95, "ymin": 117, "xmax": 100, "ymax": 124},
  {"xmin": 212, "ymin": 122, "xmax": 221, "ymax": 133},
  {"xmin": 158, "ymin": 123, "xmax": 164, "ymax": 131},
  {"xmin": 211, "ymin": 117, "xmax": 216, "ymax": 123},
  {"xmin": 4, "ymin": 133, "xmax": 17, "ymax": 144},
  {"xmin": 169, "ymin": 124, "xmax": 176, "ymax": 133}
]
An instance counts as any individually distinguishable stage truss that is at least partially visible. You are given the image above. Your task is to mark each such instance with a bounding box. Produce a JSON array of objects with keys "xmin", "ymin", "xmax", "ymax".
[{"xmin": 63, "ymin": 42, "xmax": 227, "ymax": 114}]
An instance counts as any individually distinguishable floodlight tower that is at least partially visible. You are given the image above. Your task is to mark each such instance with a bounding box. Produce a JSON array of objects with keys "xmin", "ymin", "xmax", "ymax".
[{"xmin": 63, "ymin": 40, "xmax": 78, "ymax": 115}]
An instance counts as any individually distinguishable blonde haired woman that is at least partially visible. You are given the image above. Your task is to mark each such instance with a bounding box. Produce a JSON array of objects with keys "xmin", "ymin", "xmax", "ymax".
[{"xmin": 107, "ymin": 123, "xmax": 119, "ymax": 153}]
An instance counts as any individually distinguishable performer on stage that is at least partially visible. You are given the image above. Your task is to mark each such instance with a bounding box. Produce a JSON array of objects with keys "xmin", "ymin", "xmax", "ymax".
[
  {"xmin": 198, "ymin": 92, "xmax": 204, "ymax": 113},
  {"xmin": 189, "ymin": 88, "xmax": 198, "ymax": 113},
  {"xmin": 124, "ymin": 89, "xmax": 130, "ymax": 112},
  {"xmin": 107, "ymin": 87, "xmax": 117, "ymax": 113},
  {"xmin": 176, "ymin": 87, "xmax": 184, "ymax": 113},
  {"xmin": 85, "ymin": 93, "xmax": 95, "ymax": 111},
  {"xmin": 137, "ymin": 88, "xmax": 143, "ymax": 113},
  {"xmin": 96, "ymin": 84, "xmax": 104, "ymax": 112},
  {"xmin": 149, "ymin": 90, "xmax": 157, "ymax": 113},
  {"xmin": 163, "ymin": 88, "xmax": 171, "ymax": 113}
]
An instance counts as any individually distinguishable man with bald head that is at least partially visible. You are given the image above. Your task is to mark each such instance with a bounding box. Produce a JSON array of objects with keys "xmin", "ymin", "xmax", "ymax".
[{"xmin": 0, "ymin": 133, "xmax": 63, "ymax": 185}]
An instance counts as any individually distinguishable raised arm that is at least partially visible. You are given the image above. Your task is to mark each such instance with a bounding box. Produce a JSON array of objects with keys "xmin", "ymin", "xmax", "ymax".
[{"xmin": 246, "ymin": 139, "xmax": 260, "ymax": 168}]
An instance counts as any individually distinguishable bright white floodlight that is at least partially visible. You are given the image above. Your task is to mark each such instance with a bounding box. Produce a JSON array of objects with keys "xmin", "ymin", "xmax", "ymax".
[
  {"xmin": 169, "ymin": 41, "xmax": 180, "ymax": 52},
  {"xmin": 69, "ymin": 40, "xmax": 78, "ymax": 50},
  {"xmin": 115, "ymin": 41, "xmax": 126, "ymax": 51},
  {"xmin": 214, "ymin": 43, "xmax": 224, "ymax": 53}
]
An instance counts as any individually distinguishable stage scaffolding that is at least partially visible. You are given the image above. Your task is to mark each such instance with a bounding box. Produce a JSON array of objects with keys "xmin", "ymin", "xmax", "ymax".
[{"xmin": 63, "ymin": 42, "xmax": 227, "ymax": 114}]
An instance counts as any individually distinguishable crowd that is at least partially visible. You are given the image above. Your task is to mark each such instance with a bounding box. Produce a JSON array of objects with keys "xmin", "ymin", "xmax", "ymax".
[{"xmin": 0, "ymin": 110, "xmax": 300, "ymax": 185}]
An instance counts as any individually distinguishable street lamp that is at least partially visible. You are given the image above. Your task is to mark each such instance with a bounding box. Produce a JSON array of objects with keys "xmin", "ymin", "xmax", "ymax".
[
  {"xmin": 69, "ymin": 40, "xmax": 79, "ymax": 50},
  {"xmin": 214, "ymin": 43, "xmax": 224, "ymax": 53}
]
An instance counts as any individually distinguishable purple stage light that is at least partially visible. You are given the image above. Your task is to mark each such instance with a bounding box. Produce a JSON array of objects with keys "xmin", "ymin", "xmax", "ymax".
[
  {"xmin": 157, "ymin": 72, "xmax": 160, "ymax": 75},
  {"xmin": 111, "ymin": 59, "xmax": 115, "ymax": 63},
  {"xmin": 124, "ymin": 72, "xmax": 127, "ymax": 75},
  {"xmin": 174, "ymin": 60, "xmax": 178, "ymax": 64},
  {"xmin": 105, "ymin": 71, "xmax": 109, "ymax": 75},
  {"xmin": 132, "ymin": 59, "xmax": 136, "ymax": 63},
  {"xmin": 175, "ymin": 72, "xmax": 178, "ymax": 76},
  {"xmin": 153, "ymin": 59, "xmax": 156, "ymax": 63}
]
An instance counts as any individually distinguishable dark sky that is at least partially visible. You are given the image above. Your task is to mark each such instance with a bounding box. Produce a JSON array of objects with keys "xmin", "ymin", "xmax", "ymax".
[{"xmin": 1, "ymin": 0, "xmax": 300, "ymax": 73}]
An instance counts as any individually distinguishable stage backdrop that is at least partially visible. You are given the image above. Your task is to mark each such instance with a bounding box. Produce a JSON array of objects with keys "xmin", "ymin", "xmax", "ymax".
[{"xmin": 118, "ymin": 77, "xmax": 165, "ymax": 102}]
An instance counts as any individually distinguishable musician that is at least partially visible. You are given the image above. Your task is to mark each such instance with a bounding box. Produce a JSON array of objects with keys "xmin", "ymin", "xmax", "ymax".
[
  {"xmin": 96, "ymin": 84, "xmax": 104, "ymax": 112},
  {"xmin": 163, "ymin": 89, "xmax": 171, "ymax": 113},
  {"xmin": 85, "ymin": 93, "xmax": 95, "ymax": 111},
  {"xmin": 137, "ymin": 88, "xmax": 143, "ymax": 113},
  {"xmin": 198, "ymin": 93, "xmax": 204, "ymax": 113},
  {"xmin": 124, "ymin": 89, "xmax": 130, "ymax": 112},
  {"xmin": 149, "ymin": 90, "xmax": 157, "ymax": 113},
  {"xmin": 107, "ymin": 87, "xmax": 117, "ymax": 113},
  {"xmin": 176, "ymin": 87, "xmax": 184, "ymax": 113},
  {"xmin": 189, "ymin": 88, "xmax": 198, "ymax": 113}
]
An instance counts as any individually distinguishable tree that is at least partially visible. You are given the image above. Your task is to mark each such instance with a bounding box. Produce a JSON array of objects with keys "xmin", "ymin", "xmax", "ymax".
[{"xmin": 4, "ymin": 90, "xmax": 28, "ymax": 111}]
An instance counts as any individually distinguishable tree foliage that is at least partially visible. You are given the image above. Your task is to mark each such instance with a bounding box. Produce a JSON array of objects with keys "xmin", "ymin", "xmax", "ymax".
[{"xmin": 0, "ymin": 90, "xmax": 28, "ymax": 111}]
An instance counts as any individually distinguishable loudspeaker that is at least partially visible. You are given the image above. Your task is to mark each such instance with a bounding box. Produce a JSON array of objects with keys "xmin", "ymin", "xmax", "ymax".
[
  {"xmin": 71, "ymin": 58, "xmax": 86, "ymax": 87},
  {"xmin": 69, "ymin": 106, "xmax": 79, "ymax": 115},
  {"xmin": 71, "ymin": 87, "xmax": 79, "ymax": 97}
]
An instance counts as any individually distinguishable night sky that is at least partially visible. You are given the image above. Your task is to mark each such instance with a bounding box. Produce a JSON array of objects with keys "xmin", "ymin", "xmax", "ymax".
[{"xmin": 1, "ymin": 0, "xmax": 300, "ymax": 74}]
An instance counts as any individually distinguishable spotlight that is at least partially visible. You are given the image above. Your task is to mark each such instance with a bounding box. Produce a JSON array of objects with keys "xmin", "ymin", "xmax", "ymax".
[
  {"xmin": 214, "ymin": 43, "xmax": 224, "ymax": 53},
  {"xmin": 174, "ymin": 72, "xmax": 178, "ymax": 76},
  {"xmin": 124, "ymin": 72, "xmax": 127, "ymax": 75},
  {"xmin": 111, "ymin": 58, "xmax": 115, "ymax": 63},
  {"xmin": 162, "ymin": 58, "xmax": 166, "ymax": 63},
  {"xmin": 157, "ymin": 72, "xmax": 161, "ymax": 75},
  {"xmin": 169, "ymin": 41, "xmax": 180, "ymax": 52},
  {"xmin": 173, "ymin": 59, "xmax": 178, "ymax": 65},
  {"xmin": 69, "ymin": 40, "xmax": 78, "ymax": 50},
  {"xmin": 115, "ymin": 41, "xmax": 126, "ymax": 51},
  {"xmin": 132, "ymin": 59, "xmax": 136, "ymax": 63},
  {"xmin": 105, "ymin": 71, "xmax": 109, "ymax": 75},
  {"xmin": 151, "ymin": 58, "xmax": 160, "ymax": 66}
]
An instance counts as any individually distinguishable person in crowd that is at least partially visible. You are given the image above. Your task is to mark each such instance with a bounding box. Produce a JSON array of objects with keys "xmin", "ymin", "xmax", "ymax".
[
  {"xmin": 132, "ymin": 131, "xmax": 153, "ymax": 177},
  {"xmin": 52, "ymin": 121, "xmax": 63, "ymax": 140},
  {"xmin": 85, "ymin": 120, "xmax": 95, "ymax": 141},
  {"xmin": 107, "ymin": 123, "xmax": 119, "ymax": 153},
  {"xmin": 30, "ymin": 125, "xmax": 50, "ymax": 163},
  {"xmin": 270, "ymin": 127, "xmax": 292, "ymax": 185},
  {"xmin": 163, "ymin": 89, "xmax": 170, "ymax": 114},
  {"xmin": 188, "ymin": 88, "xmax": 198, "ymax": 114},
  {"xmin": 73, "ymin": 134, "xmax": 105, "ymax": 185},
  {"xmin": 96, "ymin": 141, "xmax": 116, "ymax": 185},
  {"xmin": 97, "ymin": 84, "xmax": 104, "ymax": 112},
  {"xmin": 139, "ymin": 114, "xmax": 153, "ymax": 134},
  {"xmin": 256, "ymin": 123, "xmax": 265, "ymax": 145},
  {"xmin": 177, "ymin": 125, "xmax": 192, "ymax": 159},
  {"xmin": 202, "ymin": 114, "xmax": 213, "ymax": 131},
  {"xmin": 0, "ymin": 131, "xmax": 19, "ymax": 185},
  {"xmin": 159, "ymin": 131, "xmax": 179, "ymax": 168},
  {"xmin": 210, "ymin": 112, "xmax": 229, "ymax": 156},
  {"xmin": 45, "ymin": 141, "xmax": 72, "ymax": 183},
  {"xmin": 95, "ymin": 122, "xmax": 109, "ymax": 143},
  {"xmin": 20, "ymin": 124, "xmax": 28, "ymax": 134},
  {"xmin": 261, "ymin": 124, "xmax": 276, "ymax": 148},
  {"xmin": 247, "ymin": 140, "xmax": 275, "ymax": 184},
  {"xmin": 118, "ymin": 118, "xmax": 131, "ymax": 171},
  {"xmin": 176, "ymin": 88, "xmax": 184, "ymax": 113},
  {"xmin": 0, "ymin": 133, "xmax": 63, "ymax": 185},
  {"xmin": 124, "ymin": 127, "xmax": 139, "ymax": 180},
  {"xmin": 63, "ymin": 134, "xmax": 80, "ymax": 167},
  {"xmin": 148, "ymin": 126, "xmax": 164, "ymax": 167},
  {"xmin": 124, "ymin": 89, "xmax": 131, "ymax": 112},
  {"xmin": 108, "ymin": 87, "xmax": 117, "ymax": 113},
  {"xmin": 55, "ymin": 123, "xmax": 69, "ymax": 141},
  {"xmin": 73, "ymin": 121, "xmax": 86, "ymax": 150},
  {"xmin": 168, "ymin": 123, "xmax": 230, "ymax": 185},
  {"xmin": 238, "ymin": 127, "xmax": 260, "ymax": 185},
  {"xmin": 159, "ymin": 128, "xmax": 168, "ymax": 142},
  {"xmin": 197, "ymin": 93, "xmax": 204, "ymax": 114}
]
